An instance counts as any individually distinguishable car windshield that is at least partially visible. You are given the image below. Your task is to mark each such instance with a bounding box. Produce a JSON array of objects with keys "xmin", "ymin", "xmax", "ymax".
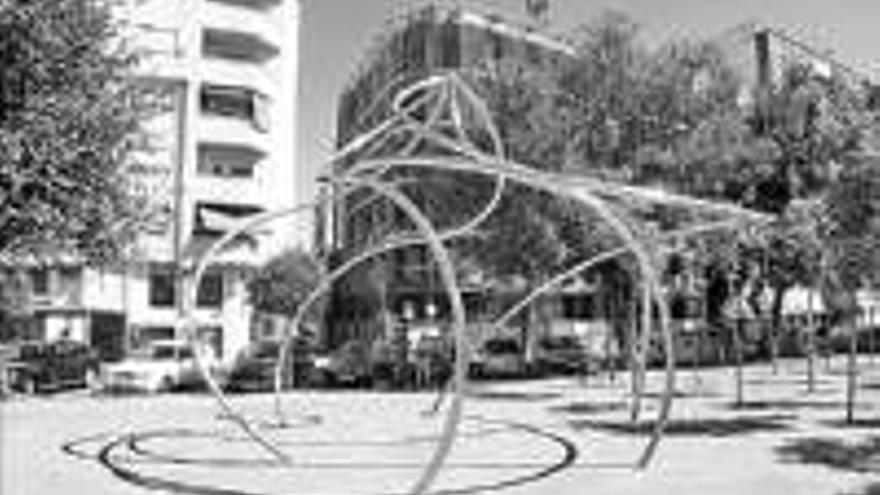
[
  {"xmin": 151, "ymin": 345, "xmax": 192, "ymax": 360},
  {"xmin": 484, "ymin": 339, "xmax": 520, "ymax": 354},
  {"xmin": 250, "ymin": 342, "xmax": 280, "ymax": 359},
  {"xmin": 540, "ymin": 337, "xmax": 582, "ymax": 350}
]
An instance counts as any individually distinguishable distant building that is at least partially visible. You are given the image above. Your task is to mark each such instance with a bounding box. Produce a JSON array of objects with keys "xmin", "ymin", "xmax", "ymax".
[
  {"xmin": 0, "ymin": 0, "xmax": 301, "ymax": 364},
  {"xmin": 325, "ymin": 6, "xmax": 583, "ymax": 350}
]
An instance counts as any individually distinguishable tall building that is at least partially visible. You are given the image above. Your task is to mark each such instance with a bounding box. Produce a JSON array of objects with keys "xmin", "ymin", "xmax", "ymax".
[
  {"xmin": 0, "ymin": 0, "xmax": 301, "ymax": 364},
  {"xmin": 324, "ymin": 6, "xmax": 577, "ymax": 348}
]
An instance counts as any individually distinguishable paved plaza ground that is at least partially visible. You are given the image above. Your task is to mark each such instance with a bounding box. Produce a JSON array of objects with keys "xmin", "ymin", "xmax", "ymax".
[{"xmin": 2, "ymin": 356, "xmax": 879, "ymax": 495}]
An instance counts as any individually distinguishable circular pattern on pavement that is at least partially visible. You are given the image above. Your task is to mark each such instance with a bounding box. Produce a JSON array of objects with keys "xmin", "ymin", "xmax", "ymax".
[{"xmin": 61, "ymin": 415, "xmax": 578, "ymax": 495}]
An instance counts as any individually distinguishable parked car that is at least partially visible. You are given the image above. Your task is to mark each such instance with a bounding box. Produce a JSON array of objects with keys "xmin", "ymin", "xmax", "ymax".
[
  {"xmin": 531, "ymin": 335, "xmax": 597, "ymax": 376},
  {"xmin": 3, "ymin": 340, "xmax": 100, "ymax": 394},
  {"xmin": 224, "ymin": 338, "xmax": 315, "ymax": 392},
  {"xmin": 310, "ymin": 340, "xmax": 372, "ymax": 388},
  {"xmin": 99, "ymin": 340, "xmax": 221, "ymax": 394},
  {"xmin": 469, "ymin": 337, "xmax": 528, "ymax": 378}
]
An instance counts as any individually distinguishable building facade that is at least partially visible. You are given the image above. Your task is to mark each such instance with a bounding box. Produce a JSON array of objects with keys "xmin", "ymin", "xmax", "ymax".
[
  {"xmin": 325, "ymin": 6, "xmax": 585, "ymax": 350},
  {"xmin": 0, "ymin": 0, "xmax": 300, "ymax": 364}
]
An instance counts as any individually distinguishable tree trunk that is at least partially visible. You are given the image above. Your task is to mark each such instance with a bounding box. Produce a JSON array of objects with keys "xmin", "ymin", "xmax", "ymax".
[
  {"xmin": 734, "ymin": 319, "xmax": 744, "ymax": 406},
  {"xmin": 769, "ymin": 285, "xmax": 787, "ymax": 374},
  {"xmin": 846, "ymin": 311, "xmax": 858, "ymax": 424},
  {"xmin": 806, "ymin": 291, "xmax": 816, "ymax": 394},
  {"xmin": 630, "ymin": 284, "xmax": 651, "ymax": 423}
]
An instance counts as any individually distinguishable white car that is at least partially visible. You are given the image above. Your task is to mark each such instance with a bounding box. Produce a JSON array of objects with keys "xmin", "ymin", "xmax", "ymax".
[{"xmin": 100, "ymin": 340, "xmax": 221, "ymax": 393}]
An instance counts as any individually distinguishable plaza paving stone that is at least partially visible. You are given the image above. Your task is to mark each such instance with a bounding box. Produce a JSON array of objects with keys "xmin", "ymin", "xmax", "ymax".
[{"xmin": 2, "ymin": 356, "xmax": 879, "ymax": 495}]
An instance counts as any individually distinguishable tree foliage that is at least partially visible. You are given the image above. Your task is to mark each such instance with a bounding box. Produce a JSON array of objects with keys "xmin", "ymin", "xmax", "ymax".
[
  {"xmin": 247, "ymin": 249, "xmax": 322, "ymax": 318},
  {"xmin": 0, "ymin": 0, "xmax": 159, "ymax": 260}
]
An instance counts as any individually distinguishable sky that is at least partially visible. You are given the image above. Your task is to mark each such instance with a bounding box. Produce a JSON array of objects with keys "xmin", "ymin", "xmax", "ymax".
[{"xmin": 295, "ymin": 0, "xmax": 880, "ymax": 239}]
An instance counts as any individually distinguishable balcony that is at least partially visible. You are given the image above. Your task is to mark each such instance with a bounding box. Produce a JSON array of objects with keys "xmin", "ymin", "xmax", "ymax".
[
  {"xmin": 202, "ymin": 2, "xmax": 281, "ymax": 62},
  {"xmin": 200, "ymin": 58, "xmax": 276, "ymax": 98},
  {"xmin": 197, "ymin": 83, "xmax": 272, "ymax": 151},
  {"xmin": 202, "ymin": 28, "xmax": 279, "ymax": 63}
]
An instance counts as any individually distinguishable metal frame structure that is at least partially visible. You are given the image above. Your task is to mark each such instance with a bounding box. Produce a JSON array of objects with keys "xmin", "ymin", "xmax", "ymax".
[{"xmin": 180, "ymin": 71, "xmax": 770, "ymax": 495}]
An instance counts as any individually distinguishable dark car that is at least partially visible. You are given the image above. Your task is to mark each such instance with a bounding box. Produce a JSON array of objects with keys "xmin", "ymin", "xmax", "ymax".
[
  {"xmin": 4, "ymin": 340, "xmax": 100, "ymax": 394},
  {"xmin": 469, "ymin": 337, "xmax": 528, "ymax": 378},
  {"xmin": 532, "ymin": 335, "xmax": 597, "ymax": 376},
  {"xmin": 310, "ymin": 340, "xmax": 373, "ymax": 388},
  {"xmin": 225, "ymin": 339, "xmax": 316, "ymax": 392}
]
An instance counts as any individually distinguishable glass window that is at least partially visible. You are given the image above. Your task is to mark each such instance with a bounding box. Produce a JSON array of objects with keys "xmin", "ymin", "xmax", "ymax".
[
  {"xmin": 197, "ymin": 272, "xmax": 224, "ymax": 308},
  {"xmin": 484, "ymin": 339, "xmax": 520, "ymax": 354},
  {"xmin": 149, "ymin": 267, "xmax": 175, "ymax": 308},
  {"xmin": 30, "ymin": 268, "xmax": 49, "ymax": 295},
  {"xmin": 151, "ymin": 345, "xmax": 177, "ymax": 360},
  {"xmin": 197, "ymin": 145, "xmax": 259, "ymax": 178},
  {"xmin": 562, "ymin": 294, "xmax": 597, "ymax": 319},
  {"xmin": 671, "ymin": 295, "xmax": 703, "ymax": 319},
  {"xmin": 200, "ymin": 84, "xmax": 269, "ymax": 132}
]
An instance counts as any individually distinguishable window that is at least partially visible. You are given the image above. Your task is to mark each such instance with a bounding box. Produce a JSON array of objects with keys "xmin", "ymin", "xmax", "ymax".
[
  {"xmin": 200, "ymin": 84, "xmax": 270, "ymax": 132},
  {"xmin": 30, "ymin": 268, "xmax": 49, "ymax": 296},
  {"xmin": 197, "ymin": 143, "xmax": 262, "ymax": 178},
  {"xmin": 562, "ymin": 294, "xmax": 597, "ymax": 320},
  {"xmin": 58, "ymin": 266, "xmax": 82, "ymax": 304},
  {"xmin": 149, "ymin": 267, "xmax": 176, "ymax": 307},
  {"xmin": 671, "ymin": 295, "xmax": 703, "ymax": 319},
  {"xmin": 197, "ymin": 272, "xmax": 224, "ymax": 308}
]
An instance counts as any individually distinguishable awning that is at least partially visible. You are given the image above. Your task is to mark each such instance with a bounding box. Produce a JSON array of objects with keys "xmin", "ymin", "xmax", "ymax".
[
  {"xmin": 194, "ymin": 203, "xmax": 267, "ymax": 237},
  {"xmin": 182, "ymin": 235, "xmax": 261, "ymax": 268},
  {"xmin": 200, "ymin": 208, "xmax": 251, "ymax": 233}
]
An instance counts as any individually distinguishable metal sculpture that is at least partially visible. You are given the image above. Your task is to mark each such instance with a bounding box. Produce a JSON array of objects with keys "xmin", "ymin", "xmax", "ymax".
[{"xmin": 181, "ymin": 71, "xmax": 770, "ymax": 495}]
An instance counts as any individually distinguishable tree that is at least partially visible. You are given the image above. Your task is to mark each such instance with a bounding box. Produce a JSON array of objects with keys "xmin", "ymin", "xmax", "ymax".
[
  {"xmin": 825, "ymin": 155, "xmax": 880, "ymax": 423},
  {"xmin": 0, "ymin": 0, "xmax": 159, "ymax": 260},
  {"xmin": 247, "ymin": 248, "xmax": 322, "ymax": 320}
]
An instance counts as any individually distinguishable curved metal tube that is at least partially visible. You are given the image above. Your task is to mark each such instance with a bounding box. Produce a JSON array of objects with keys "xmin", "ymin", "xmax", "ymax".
[
  {"xmin": 181, "ymin": 72, "xmax": 769, "ymax": 492},
  {"xmin": 358, "ymin": 179, "xmax": 470, "ymax": 495},
  {"xmin": 181, "ymin": 199, "xmax": 329, "ymax": 463}
]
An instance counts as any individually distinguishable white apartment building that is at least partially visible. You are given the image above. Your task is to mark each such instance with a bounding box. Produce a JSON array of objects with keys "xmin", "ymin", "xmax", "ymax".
[{"xmin": 2, "ymin": 0, "xmax": 301, "ymax": 364}]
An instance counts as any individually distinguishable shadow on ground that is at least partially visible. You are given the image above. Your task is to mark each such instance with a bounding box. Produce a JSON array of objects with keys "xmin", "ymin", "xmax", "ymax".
[
  {"xmin": 745, "ymin": 378, "xmax": 834, "ymax": 387},
  {"xmin": 840, "ymin": 482, "xmax": 880, "ymax": 495},
  {"xmin": 776, "ymin": 436, "xmax": 880, "ymax": 473},
  {"xmin": 547, "ymin": 401, "xmax": 628, "ymax": 415},
  {"xmin": 468, "ymin": 390, "xmax": 563, "ymax": 402},
  {"xmin": 725, "ymin": 400, "xmax": 867, "ymax": 411},
  {"xmin": 821, "ymin": 418, "xmax": 880, "ymax": 429},
  {"xmin": 640, "ymin": 389, "xmax": 718, "ymax": 399},
  {"xmin": 569, "ymin": 414, "xmax": 794, "ymax": 436}
]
